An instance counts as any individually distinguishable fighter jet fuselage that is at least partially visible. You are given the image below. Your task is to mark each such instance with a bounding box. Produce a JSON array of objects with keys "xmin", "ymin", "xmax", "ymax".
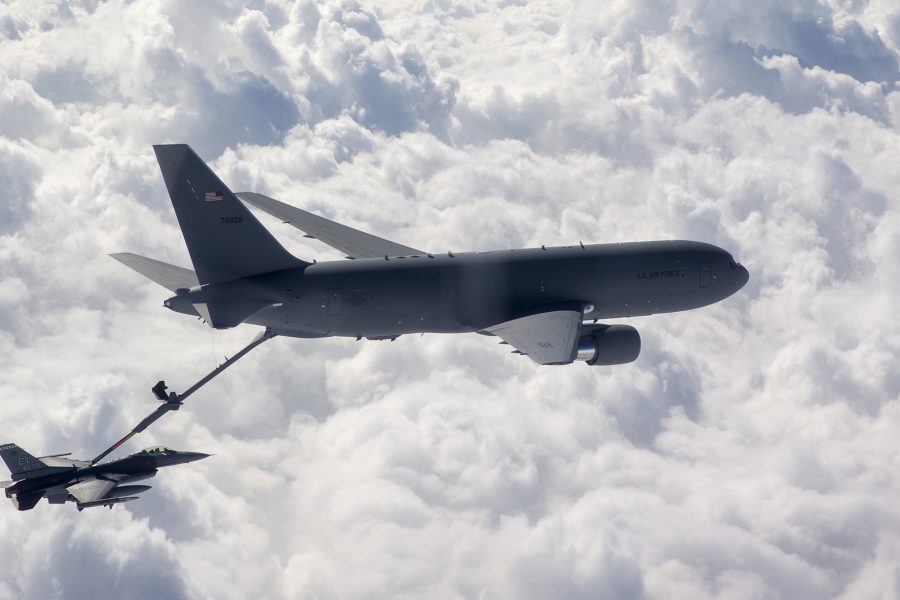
[{"xmin": 1, "ymin": 444, "xmax": 208, "ymax": 511}]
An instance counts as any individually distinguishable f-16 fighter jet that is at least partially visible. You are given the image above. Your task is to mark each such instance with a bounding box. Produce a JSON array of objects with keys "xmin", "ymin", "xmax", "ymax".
[
  {"xmin": 1, "ymin": 443, "xmax": 208, "ymax": 511},
  {"xmin": 112, "ymin": 144, "xmax": 749, "ymax": 366}
]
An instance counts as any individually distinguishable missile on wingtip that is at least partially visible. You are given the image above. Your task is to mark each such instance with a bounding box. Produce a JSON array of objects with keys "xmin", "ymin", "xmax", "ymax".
[{"xmin": 77, "ymin": 496, "xmax": 140, "ymax": 511}]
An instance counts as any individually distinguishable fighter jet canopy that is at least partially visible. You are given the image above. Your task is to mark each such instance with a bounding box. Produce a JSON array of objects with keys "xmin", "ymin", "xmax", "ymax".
[{"xmin": 137, "ymin": 446, "xmax": 171, "ymax": 455}]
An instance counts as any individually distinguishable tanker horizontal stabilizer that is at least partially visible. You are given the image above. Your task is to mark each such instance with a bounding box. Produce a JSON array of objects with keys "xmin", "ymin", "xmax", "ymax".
[{"xmin": 110, "ymin": 253, "xmax": 199, "ymax": 292}]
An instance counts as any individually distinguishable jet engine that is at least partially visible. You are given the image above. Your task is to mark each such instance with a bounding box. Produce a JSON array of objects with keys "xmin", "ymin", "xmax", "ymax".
[{"xmin": 576, "ymin": 324, "xmax": 641, "ymax": 366}]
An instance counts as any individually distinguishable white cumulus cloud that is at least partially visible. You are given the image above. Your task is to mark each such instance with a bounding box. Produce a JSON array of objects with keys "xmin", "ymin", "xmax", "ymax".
[{"xmin": 0, "ymin": 0, "xmax": 899, "ymax": 598}]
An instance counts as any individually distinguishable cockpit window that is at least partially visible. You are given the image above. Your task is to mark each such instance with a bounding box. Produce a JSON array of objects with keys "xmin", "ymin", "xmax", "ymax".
[{"xmin": 139, "ymin": 446, "xmax": 170, "ymax": 455}]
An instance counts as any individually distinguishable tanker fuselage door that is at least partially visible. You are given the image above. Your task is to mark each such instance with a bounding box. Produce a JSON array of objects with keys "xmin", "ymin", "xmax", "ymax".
[
  {"xmin": 327, "ymin": 288, "xmax": 343, "ymax": 316},
  {"xmin": 699, "ymin": 263, "xmax": 711, "ymax": 288}
]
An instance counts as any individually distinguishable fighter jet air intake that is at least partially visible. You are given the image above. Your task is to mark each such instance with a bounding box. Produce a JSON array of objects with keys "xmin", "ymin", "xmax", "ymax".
[{"xmin": 111, "ymin": 144, "xmax": 748, "ymax": 366}]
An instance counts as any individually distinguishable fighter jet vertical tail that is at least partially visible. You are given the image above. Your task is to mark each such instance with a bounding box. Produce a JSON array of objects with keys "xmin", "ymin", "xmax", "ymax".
[
  {"xmin": 0, "ymin": 443, "xmax": 45, "ymax": 477},
  {"xmin": 153, "ymin": 144, "xmax": 307, "ymax": 285}
]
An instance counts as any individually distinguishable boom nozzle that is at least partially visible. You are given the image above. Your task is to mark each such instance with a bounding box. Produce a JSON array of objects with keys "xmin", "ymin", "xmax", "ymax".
[
  {"xmin": 152, "ymin": 380, "xmax": 182, "ymax": 408},
  {"xmin": 151, "ymin": 381, "xmax": 169, "ymax": 401}
]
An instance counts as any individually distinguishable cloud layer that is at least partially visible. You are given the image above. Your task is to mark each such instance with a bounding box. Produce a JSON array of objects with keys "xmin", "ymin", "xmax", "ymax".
[{"xmin": 1, "ymin": 0, "xmax": 899, "ymax": 598}]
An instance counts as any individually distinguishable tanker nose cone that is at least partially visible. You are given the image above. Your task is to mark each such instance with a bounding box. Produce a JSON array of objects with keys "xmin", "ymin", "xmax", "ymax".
[{"xmin": 734, "ymin": 263, "xmax": 749, "ymax": 290}]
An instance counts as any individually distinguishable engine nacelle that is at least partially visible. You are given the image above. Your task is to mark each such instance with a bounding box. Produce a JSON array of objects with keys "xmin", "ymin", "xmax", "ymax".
[{"xmin": 576, "ymin": 325, "xmax": 641, "ymax": 366}]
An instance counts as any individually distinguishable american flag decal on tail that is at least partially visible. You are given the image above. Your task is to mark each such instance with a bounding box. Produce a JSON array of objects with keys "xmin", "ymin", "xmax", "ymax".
[{"xmin": 204, "ymin": 191, "xmax": 223, "ymax": 202}]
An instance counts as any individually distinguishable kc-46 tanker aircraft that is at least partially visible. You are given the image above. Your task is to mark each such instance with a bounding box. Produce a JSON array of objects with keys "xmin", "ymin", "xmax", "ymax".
[{"xmin": 112, "ymin": 144, "xmax": 749, "ymax": 367}]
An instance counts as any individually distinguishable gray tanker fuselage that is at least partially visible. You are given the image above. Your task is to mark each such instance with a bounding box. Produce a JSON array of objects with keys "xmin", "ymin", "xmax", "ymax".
[{"xmin": 168, "ymin": 240, "xmax": 747, "ymax": 340}]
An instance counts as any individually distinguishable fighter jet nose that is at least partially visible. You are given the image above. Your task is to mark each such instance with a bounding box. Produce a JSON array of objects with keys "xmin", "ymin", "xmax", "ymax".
[{"xmin": 180, "ymin": 452, "xmax": 211, "ymax": 463}]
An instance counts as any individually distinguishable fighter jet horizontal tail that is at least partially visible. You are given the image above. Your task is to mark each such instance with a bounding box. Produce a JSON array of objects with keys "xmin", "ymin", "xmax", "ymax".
[{"xmin": 11, "ymin": 491, "xmax": 44, "ymax": 511}]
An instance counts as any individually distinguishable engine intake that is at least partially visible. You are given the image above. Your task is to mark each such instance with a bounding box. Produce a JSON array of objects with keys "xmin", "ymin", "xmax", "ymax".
[{"xmin": 577, "ymin": 325, "xmax": 641, "ymax": 366}]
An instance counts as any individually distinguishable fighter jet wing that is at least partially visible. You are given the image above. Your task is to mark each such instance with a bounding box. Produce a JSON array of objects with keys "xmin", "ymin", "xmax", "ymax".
[
  {"xmin": 67, "ymin": 477, "xmax": 116, "ymax": 504},
  {"xmin": 235, "ymin": 192, "xmax": 424, "ymax": 259},
  {"xmin": 485, "ymin": 310, "xmax": 583, "ymax": 365}
]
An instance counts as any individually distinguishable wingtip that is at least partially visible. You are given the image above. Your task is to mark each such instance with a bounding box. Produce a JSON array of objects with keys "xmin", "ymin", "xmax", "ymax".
[
  {"xmin": 152, "ymin": 143, "xmax": 191, "ymax": 150},
  {"xmin": 108, "ymin": 252, "xmax": 140, "ymax": 265},
  {"xmin": 152, "ymin": 144, "xmax": 200, "ymax": 165}
]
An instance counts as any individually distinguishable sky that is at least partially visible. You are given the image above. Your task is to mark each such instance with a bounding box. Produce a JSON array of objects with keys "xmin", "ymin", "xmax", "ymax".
[{"xmin": 0, "ymin": 0, "xmax": 899, "ymax": 598}]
